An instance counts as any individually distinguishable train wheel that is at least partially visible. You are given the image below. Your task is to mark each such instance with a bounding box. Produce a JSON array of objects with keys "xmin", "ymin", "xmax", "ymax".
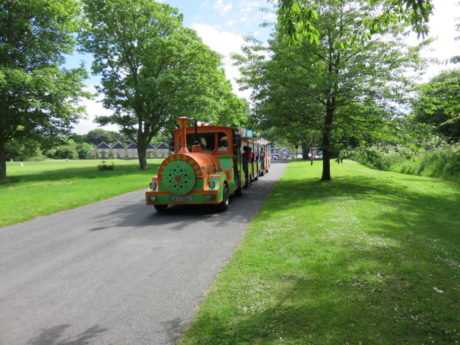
[
  {"xmin": 154, "ymin": 204, "xmax": 168, "ymax": 213},
  {"xmin": 216, "ymin": 184, "xmax": 229, "ymax": 212}
]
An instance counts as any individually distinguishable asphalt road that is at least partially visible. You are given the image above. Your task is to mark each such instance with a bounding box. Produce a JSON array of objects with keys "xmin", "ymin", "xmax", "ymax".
[{"xmin": 0, "ymin": 162, "xmax": 287, "ymax": 345}]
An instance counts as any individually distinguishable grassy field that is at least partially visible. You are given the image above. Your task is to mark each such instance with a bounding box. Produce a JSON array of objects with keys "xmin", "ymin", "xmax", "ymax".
[
  {"xmin": 0, "ymin": 159, "xmax": 161, "ymax": 227},
  {"xmin": 180, "ymin": 160, "xmax": 460, "ymax": 345}
]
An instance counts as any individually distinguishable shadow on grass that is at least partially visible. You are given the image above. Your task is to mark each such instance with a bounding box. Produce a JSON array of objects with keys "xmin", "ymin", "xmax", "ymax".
[{"xmin": 182, "ymin": 173, "xmax": 460, "ymax": 345}]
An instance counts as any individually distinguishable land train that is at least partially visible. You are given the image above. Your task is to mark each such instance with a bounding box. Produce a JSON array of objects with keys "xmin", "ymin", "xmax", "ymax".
[{"xmin": 145, "ymin": 117, "xmax": 270, "ymax": 212}]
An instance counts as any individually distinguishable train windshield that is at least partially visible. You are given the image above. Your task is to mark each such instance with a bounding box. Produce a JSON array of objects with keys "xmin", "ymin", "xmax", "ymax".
[{"xmin": 179, "ymin": 132, "xmax": 229, "ymax": 152}]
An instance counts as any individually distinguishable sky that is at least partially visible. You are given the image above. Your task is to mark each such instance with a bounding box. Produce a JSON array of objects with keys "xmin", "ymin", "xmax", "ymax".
[{"xmin": 70, "ymin": 0, "xmax": 460, "ymax": 134}]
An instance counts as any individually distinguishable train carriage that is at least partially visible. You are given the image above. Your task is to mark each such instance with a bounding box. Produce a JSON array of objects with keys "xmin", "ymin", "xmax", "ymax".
[{"xmin": 146, "ymin": 117, "xmax": 270, "ymax": 212}]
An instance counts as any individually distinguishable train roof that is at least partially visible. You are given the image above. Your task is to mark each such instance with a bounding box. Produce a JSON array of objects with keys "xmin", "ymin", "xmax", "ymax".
[{"xmin": 174, "ymin": 125, "xmax": 235, "ymax": 132}]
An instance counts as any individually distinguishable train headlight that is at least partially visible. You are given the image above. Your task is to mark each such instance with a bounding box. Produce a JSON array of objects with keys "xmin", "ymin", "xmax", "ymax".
[
  {"xmin": 208, "ymin": 180, "xmax": 216, "ymax": 189},
  {"xmin": 150, "ymin": 182, "xmax": 157, "ymax": 191}
]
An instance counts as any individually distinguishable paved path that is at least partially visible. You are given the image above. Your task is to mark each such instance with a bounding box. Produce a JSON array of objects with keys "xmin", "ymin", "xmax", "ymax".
[{"xmin": 0, "ymin": 163, "xmax": 287, "ymax": 345}]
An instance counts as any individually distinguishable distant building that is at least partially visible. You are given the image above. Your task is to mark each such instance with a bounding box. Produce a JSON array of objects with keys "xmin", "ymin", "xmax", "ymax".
[
  {"xmin": 111, "ymin": 143, "xmax": 126, "ymax": 159},
  {"xmin": 89, "ymin": 142, "xmax": 111, "ymax": 159},
  {"xmin": 156, "ymin": 143, "xmax": 169, "ymax": 158},
  {"xmin": 88, "ymin": 142, "xmax": 170, "ymax": 159},
  {"xmin": 125, "ymin": 143, "xmax": 137, "ymax": 158}
]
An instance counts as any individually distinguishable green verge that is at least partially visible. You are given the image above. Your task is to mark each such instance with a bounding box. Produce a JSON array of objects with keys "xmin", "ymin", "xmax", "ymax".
[
  {"xmin": 0, "ymin": 159, "xmax": 161, "ymax": 227},
  {"xmin": 180, "ymin": 160, "xmax": 460, "ymax": 345}
]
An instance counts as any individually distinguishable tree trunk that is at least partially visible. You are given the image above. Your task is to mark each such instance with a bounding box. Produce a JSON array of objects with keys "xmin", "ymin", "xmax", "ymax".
[
  {"xmin": 321, "ymin": 106, "xmax": 333, "ymax": 181},
  {"xmin": 137, "ymin": 123, "xmax": 148, "ymax": 170},
  {"xmin": 0, "ymin": 140, "xmax": 7, "ymax": 180},
  {"xmin": 138, "ymin": 143, "xmax": 148, "ymax": 170},
  {"xmin": 301, "ymin": 143, "xmax": 309, "ymax": 160},
  {"xmin": 321, "ymin": 143, "xmax": 331, "ymax": 181}
]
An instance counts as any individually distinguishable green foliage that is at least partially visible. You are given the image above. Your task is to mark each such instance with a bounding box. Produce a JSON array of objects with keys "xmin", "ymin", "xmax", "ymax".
[
  {"xmin": 80, "ymin": 0, "xmax": 247, "ymax": 170},
  {"xmin": 180, "ymin": 161, "xmax": 460, "ymax": 345},
  {"xmin": 5, "ymin": 138, "xmax": 42, "ymax": 161},
  {"xmin": 277, "ymin": 0, "xmax": 433, "ymax": 45},
  {"xmin": 413, "ymin": 69, "xmax": 460, "ymax": 142},
  {"xmin": 85, "ymin": 128, "xmax": 128, "ymax": 146},
  {"xmin": 44, "ymin": 138, "xmax": 93, "ymax": 159},
  {"xmin": 236, "ymin": 0, "xmax": 423, "ymax": 181},
  {"xmin": 0, "ymin": 0, "xmax": 89, "ymax": 179},
  {"xmin": 350, "ymin": 143, "xmax": 460, "ymax": 183},
  {"xmin": 347, "ymin": 114, "xmax": 460, "ymax": 182},
  {"xmin": 75, "ymin": 142, "xmax": 93, "ymax": 159},
  {"xmin": 46, "ymin": 144, "xmax": 78, "ymax": 160},
  {"xmin": 98, "ymin": 160, "xmax": 114, "ymax": 171}
]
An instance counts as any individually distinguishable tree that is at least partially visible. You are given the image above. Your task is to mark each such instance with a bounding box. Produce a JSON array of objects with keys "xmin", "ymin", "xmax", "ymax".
[
  {"xmin": 75, "ymin": 142, "xmax": 94, "ymax": 159},
  {"xmin": 85, "ymin": 128, "xmax": 128, "ymax": 146},
  {"xmin": 277, "ymin": 0, "xmax": 433, "ymax": 45},
  {"xmin": 236, "ymin": 0, "xmax": 423, "ymax": 180},
  {"xmin": 46, "ymin": 142, "xmax": 79, "ymax": 160},
  {"xmin": 0, "ymin": 0, "xmax": 89, "ymax": 179},
  {"xmin": 5, "ymin": 137, "xmax": 42, "ymax": 161},
  {"xmin": 413, "ymin": 70, "xmax": 460, "ymax": 142},
  {"xmin": 80, "ymin": 0, "xmax": 247, "ymax": 170}
]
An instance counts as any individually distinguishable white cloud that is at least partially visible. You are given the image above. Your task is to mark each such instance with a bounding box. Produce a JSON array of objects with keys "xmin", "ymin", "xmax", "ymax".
[
  {"xmin": 73, "ymin": 87, "xmax": 118, "ymax": 134},
  {"xmin": 226, "ymin": 19, "xmax": 237, "ymax": 27},
  {"xmin": 200, "ymin": 1, "xmax": 210, "ymax": 8},
  {"xmin": 214, "ymin": 0, "xmax": 233, "ymax": 15},
  {"xmin": 238, "ymin": 1, "xmax": 263, "ymax": 14},
  {"xmin": 408, "ymin": 0, "xmax": 460, "ymax": 81},
  {"xmin": 191, "ymin": 23, "xmax": 250, "ymax": 98}
]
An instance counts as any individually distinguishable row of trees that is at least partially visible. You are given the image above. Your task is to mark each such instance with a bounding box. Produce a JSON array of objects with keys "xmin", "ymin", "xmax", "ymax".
[
  {"xmin": 1, "ymin": 0, "xmax": 452, "ymax": 181},
  {"xmin": 4, "ymin": 128, "xmax": 135, "ymax": 161},
  {"xmin": 235, "ymin": 0, "xmax": 457, "ymax": 181},
  {"xmin": 0, "ymin": 0, "xmax": 248, "ymax": 179}
]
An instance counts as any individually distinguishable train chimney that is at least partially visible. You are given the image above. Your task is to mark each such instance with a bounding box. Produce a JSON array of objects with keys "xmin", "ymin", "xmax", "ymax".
[{"xmin": 177, "ymin": 117, "xmax": 189, "ymax": 154}]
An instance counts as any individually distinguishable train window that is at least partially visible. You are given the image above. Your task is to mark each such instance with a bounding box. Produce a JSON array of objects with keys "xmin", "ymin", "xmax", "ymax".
[
  {"xmin": 217, "ymin": 133, "xmax": 228, "ymax": 151},
  {"xmin": 187, "ymin": 133, "xmax": 214, "ymax": 150},
  {"xmin": 178, "ymin": 132, "xmax": 230, "ymax": 152}
]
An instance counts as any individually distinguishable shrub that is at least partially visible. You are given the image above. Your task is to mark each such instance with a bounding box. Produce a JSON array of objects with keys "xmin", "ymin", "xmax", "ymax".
[
  {"xmin": 46, "ymin": 145, "xmax": 78, "ymax": 159},
  {"xmin": 98, "ymin": 161, "xmax": 115, "ymax": 171},
  {"xmin": 350, "ymin": 143, "xmax": 460, "ymax": 182}
]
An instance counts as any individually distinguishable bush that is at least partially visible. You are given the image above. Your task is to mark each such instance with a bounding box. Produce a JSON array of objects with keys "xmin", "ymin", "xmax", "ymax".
[
  {"xmin": 350, "ymin": 143, "xmax": 460, "ymax": 182},
  {"xmin": 46, "ymin": 145, "xmax": 78, "ymax": 159},
  {"xmin": 98, "ymin": 161, "xmax": 115, "ymax": 171}
]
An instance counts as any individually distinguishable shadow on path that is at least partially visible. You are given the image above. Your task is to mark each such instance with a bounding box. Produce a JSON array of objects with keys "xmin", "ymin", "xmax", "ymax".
[{"xmin": 29, "ymin": 324, "xmax": 107, "ymax": 345}]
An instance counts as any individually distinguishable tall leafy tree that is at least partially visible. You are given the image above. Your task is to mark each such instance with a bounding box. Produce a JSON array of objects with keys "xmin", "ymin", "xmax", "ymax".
[
  {"xmin": 85, "ymin": 128, "xmax": 128, "ymax": 146},
  {"xmin": 80, "ymin": 0, "xmax": 247, "ymax": 170},
  {"xmin": 413, "ymin": 70, "xmax": 460, "ymax": 142},
  {"xmin": 236, "ymin": 0, "xmax": 423, "ymax": 180},
  {"xmin": 0, "ymin": 0, "xmax": 88, "ymax": 179}
]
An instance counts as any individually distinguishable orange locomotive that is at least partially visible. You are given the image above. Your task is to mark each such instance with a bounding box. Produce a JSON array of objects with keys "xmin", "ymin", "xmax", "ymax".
[{"xmin": 145, "ymin": 117, "xmax": 270, "ymax": 212}]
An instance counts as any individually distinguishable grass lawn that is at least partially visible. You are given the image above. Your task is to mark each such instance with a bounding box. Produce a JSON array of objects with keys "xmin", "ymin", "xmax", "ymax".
[
  {"xmin": 180, "ymin": 160, "xmax": 460, "ymax": 345},
  {"xmin": 0, "ymin": 159, "xmax": 161, "ymax": 227}
]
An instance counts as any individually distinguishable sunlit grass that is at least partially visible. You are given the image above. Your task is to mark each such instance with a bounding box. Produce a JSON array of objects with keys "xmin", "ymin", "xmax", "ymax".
[
  {"xmin": 0, "ymin": 159, "xmax": 161, "ymax": 227},
  {"xmin": 180, "ymin": 160, "xmax": 460, "ymax": 345}
]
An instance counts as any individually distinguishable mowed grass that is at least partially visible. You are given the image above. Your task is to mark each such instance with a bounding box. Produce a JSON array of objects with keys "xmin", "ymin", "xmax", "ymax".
[
  {"xmin": 0, "ymin": 159, "xmax": 161, "ymax": 227},
  {"xmin": 180, "ymin": 160, "xmax": 460, "ymax": 345}
]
